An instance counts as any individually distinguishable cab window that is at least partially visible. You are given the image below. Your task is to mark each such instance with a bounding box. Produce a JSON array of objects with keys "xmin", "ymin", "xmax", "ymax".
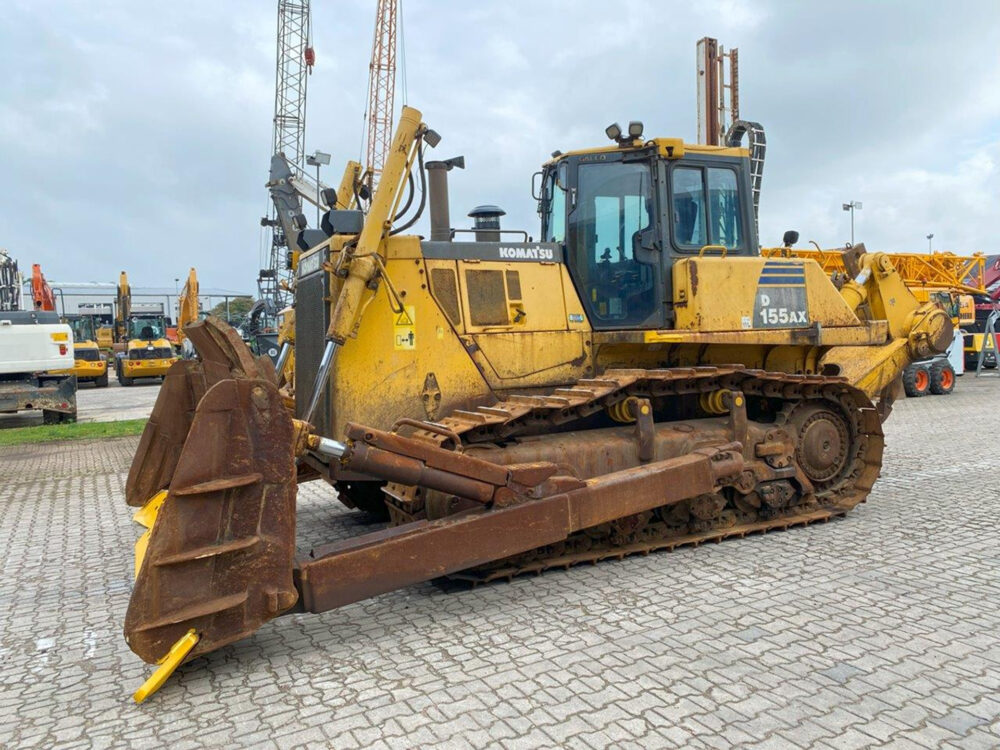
[
  {"xmin": 672, "ymin": 165, "xmax": 743, "ymax": 250},
  {"xmin": 543, "ymin": 165, "xmax": 567, "ymax": 243},
  {"xmin": 567, "ymin": 161, "xmax": 657, "ymax": 326}
]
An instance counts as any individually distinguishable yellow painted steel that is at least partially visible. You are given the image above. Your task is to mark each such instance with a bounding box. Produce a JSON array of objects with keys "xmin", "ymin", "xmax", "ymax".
[
  {"xmin": 549, "ymin": 138, "xmax": 745, "ymax": 165},
  {"xmin": 305, "ymin": 116, "xmax": 953, "ymax": 443},
  {"xmin": 335, "ymin": 160, "xmax": 363, "ymax": 210},
  {"xmin": 96, "ymin": 326, "xmax": 113, "ymax": 351},
  {"xmin": 761, "ymin": 247, "xmax": 986, "ymax": 295},
  {"xmin": 672, "ymin": 257, "xmax": 863, "ymax": 333},
  {"xmin": 132, "ymin": 629, "xmax": 199, "ymax": 703},
  {"xmin": 327, "ymin": 105, "xmax": 424, "ymax": 344},
  {"xmin": 121, "ymin": 353, "xmax": 176, "ymax": 379},
  {"xmin": 176, "ymin": 269, "xmax": 199, "ymax": 345},
  {"xmin": 133, "ymin": 490, "xmax": 168, "ymax": 578}
]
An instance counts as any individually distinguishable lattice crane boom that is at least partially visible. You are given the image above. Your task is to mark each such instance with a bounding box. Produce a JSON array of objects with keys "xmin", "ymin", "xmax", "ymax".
[
  {"xmin": 364, "ymin": 0, "xmax": 398, "ymax": 190},
  {"xmin": 259, "ymin": 0, "xmax": 314, "ymax": 314}
]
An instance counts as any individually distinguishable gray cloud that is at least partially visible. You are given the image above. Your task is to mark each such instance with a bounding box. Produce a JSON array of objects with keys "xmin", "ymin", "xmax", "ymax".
[{"xmin": 2, "ymin": 0, "xmax": 997, "ymax": 292}]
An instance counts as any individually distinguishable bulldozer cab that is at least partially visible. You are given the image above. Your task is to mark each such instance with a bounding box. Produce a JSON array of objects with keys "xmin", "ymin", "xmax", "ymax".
[{"xmin": 539, "ymin": 141, "xmax": 757, "ymax": 330}]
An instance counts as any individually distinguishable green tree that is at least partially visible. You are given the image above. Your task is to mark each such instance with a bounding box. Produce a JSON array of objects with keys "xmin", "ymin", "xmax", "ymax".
[{"xmin": 208, "ymin": 296, "xmax": 255, "ymax": 321}]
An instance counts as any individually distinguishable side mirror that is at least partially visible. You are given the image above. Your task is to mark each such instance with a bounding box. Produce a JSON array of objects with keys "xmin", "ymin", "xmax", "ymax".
[
  {"xmin": 782, "ymin": 230, "xmax": 800, "ymax": 248},
  {"xmin": 531, "ymin": 171, "xmax": 544, "ymax": 201}
]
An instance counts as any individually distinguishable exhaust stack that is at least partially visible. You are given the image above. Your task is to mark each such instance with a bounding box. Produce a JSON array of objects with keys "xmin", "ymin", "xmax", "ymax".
[{"xmin": 426, "ymin": 156, "xmax": 464, "ymax": 242}]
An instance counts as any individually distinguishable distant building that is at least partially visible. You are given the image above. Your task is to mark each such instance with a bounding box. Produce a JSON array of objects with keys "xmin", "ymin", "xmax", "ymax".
[{"xmin": 23, "ymin": 280, "xmax": 252, "ymax": 324}]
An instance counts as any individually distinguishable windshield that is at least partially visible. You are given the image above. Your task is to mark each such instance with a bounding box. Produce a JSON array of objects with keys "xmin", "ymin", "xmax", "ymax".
[
  {"xmin": 567, "ymin": 160, "xmax": 658, "ymax": 326},
  {"xmin": 129, "ymin": 317, "xmax": 165, "ymax": 340},
  {"xmin": 69, "ymin": 316, "xmax": 95, "ymax": 342}
]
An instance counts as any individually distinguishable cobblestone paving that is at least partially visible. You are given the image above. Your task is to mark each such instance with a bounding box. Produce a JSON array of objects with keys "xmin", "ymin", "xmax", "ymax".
[{"xmin": 1, "ymin": 379, "xmax": 999, "ymax": 748}]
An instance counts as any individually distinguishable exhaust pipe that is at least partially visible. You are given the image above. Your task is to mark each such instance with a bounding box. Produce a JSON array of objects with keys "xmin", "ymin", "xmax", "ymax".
[{"xmin": 426, "ymin": 156, "xmax": 464, "ymax": 241}]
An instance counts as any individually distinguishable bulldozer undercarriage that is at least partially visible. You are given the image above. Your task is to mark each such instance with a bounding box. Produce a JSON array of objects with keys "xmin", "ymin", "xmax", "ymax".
[{"xmin": 124, "ymin": 319, "xmax": 883, "ymax": 692}]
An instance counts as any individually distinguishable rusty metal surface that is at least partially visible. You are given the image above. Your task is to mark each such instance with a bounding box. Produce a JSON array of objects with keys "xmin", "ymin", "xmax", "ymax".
[
  {"xmin": 0, "ymin": 374, "xmax": 76, "ymax": 416},
  {"xmin": 124, "ymin": 377, "xmax": 298, "ymax": 664},
  {"xmin": 125, "ymin": 360, "xmax": 206, "ymax": 506},
  {"xmin": 386, "ymin": 367, "xmax": 883, "ymax": 583},
  {"xmin": 126, "ymin": 362, "xmax": 884, "ymax": 668},
  {"xmin": 296, "ymin": 444, "xmax": 739, "ymax": 613},
  {"xmin": 124, "ymin": 317, "xmax": 274, "ymax": 507}
]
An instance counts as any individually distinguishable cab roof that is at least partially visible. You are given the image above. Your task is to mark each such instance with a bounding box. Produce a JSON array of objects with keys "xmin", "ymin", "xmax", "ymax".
[{"xmin": 546, "ymin": 138, "xmax": 748, "ymax": 167}]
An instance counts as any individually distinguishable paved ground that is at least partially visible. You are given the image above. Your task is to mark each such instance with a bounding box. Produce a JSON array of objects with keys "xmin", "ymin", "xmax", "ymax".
[
  {"xmin": 1, "ymin": 377, "xmax": 999, "ymax": 748},
  {"xmin": 0, "ymin": 373, "xmax": 160, "ymax": 428}
]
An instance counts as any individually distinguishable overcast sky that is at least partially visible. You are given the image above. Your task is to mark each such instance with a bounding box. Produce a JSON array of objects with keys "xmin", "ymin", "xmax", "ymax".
[{"xmin": 2, "ymin": 0, "xmax": 998, "ymax": 291}]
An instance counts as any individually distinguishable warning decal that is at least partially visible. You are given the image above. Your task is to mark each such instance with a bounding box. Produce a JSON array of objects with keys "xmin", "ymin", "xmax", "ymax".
[{"xmin": 394, "ymin": 305, "xmax": 416, "ymax": 350}]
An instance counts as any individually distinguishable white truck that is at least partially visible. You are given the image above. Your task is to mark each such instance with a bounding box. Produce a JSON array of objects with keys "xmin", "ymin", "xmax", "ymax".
[{"xmin": 0, "ymin": 310, "xmax": 77, "ymax": 423}]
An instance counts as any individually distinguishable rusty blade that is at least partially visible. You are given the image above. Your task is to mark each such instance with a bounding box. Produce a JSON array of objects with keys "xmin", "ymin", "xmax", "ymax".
[
  {"xmin": 125, "ymin": 360, "xmax": 206, "ymax": 507},
  {"xmin": 125, "ymin": 316, "xmax": 276, "ymax": 507},
  {"xmin": 124, "ymin": 377, "xmax": 298, "ymax": 664},
  {"xmin": 297, "ymin": 444, "xmax": 741, "ymax": 613}
]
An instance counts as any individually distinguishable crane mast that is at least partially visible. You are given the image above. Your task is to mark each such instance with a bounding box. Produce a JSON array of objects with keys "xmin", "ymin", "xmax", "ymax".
[
  {"xmin": 259, "ymin": 0, "xmax": 313, "ymax": 313},
  {"xmin": 363, "ymin": 0, "xmax": 398, "ymax": 191}
]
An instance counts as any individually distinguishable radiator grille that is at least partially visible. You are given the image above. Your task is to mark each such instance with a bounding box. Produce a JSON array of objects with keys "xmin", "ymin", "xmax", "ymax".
[{"xmin": 466, "ymin": 270, "xmax": 508, "ymax": 326}]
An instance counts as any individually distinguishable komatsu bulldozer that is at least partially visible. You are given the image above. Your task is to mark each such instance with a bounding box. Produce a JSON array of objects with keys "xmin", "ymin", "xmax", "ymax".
[{"xmin": 123, "ymin": 106, "xmax": 951, "ymax": 701}]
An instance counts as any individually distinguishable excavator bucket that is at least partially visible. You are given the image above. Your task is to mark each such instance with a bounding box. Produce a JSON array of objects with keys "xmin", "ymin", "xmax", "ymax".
[
  {"xmin": 125, "ymin": 317, "xmax": 276, "ymax": 507},
  {"xmin": 124, "ymin": 376, "xmax": 298, "ymax": 664}
]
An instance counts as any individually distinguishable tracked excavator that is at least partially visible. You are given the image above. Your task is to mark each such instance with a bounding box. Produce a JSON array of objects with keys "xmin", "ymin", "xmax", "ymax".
[{"xmin": 123, "ymin": 106, "xmax": 951, "ymax": 701}]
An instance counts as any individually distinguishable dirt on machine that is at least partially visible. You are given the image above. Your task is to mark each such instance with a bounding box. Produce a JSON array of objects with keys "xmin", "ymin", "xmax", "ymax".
[{"xmin": 121, "ymin": 106, "xmax": 952, "ymax": 700}]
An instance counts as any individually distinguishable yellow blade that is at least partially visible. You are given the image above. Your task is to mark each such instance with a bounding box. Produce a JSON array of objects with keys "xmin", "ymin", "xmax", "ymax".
[{"xmin": 133, "ymin": 629, "xmax": 199, "ymax": 703}]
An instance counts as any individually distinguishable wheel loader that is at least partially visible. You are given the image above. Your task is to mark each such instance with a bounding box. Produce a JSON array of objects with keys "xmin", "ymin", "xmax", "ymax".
[
  {"xmin": 122, "ymin": 106, "xmax": 951, "ymax": 701},
  {"xmin": 112, "ymin": 271, "xmax": 178, "ymax": 385}
]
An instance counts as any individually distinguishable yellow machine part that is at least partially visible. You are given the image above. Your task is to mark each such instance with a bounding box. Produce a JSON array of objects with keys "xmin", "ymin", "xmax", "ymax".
[
  {"xmin": 132, "ymin": 489, "xmax": 168, "ymax": 578},
  {"xmin": 673, "ymin": 256, "xmax": 872, "ymax": 338},
  {"xmin": 176, "ymin": 269, "xmax": 199, "ymax": 345},
  {"xmin": 96, "ymin": 326, "xmax": 114, "ymax": 351},
  {"xmin": 132, "ymin": 629, "xmax": 199, "ymax": 704},
  {"xmin": 121, "ymin": 338, "xmax": 177, "ymax": 378},
  {"xmin": 71, "ymin": 343, "xmax": 107, "ymax": 379}
]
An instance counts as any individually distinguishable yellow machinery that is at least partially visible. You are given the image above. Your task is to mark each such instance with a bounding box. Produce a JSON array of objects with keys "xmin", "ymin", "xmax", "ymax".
[
  {"xmin": 62, "ymin": 315, "xmax": 109, "ymax": 387},
  {"xmin": 763, "ymin": 245, "xmax": 981, "ymax": 395},
  {"xmin": 174, "ymin": 268, "xmax": 200, "ymax": 356},
  {"xmin": 96, "ymin": 325, "xmax": 114, "ymax": 352},
  {"xmin": 113, "ymin": 271, "xmax": 177, "ymax": 386},
  {"xmin": 122, "ymin": 107, "xmax": 951, "ymax": 699}
]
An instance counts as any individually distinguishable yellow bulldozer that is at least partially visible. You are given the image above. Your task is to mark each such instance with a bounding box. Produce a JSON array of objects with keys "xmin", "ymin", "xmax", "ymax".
[{"xmin": 123, "ymin": 106, "xmax": 951, "ymax": 700}]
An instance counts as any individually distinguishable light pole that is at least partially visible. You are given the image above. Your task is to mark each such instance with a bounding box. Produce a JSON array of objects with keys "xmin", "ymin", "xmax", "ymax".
[
  {"xmin": 842, "ymin": 200, "xmax": 862, "ymax": 245},
  {"xmin": 306, "ymin": 150, "xmax": 332, "ymax": 227},
  {"xmin": 926, "ymin": 233, "xmax": 934, "ymax": 255}
]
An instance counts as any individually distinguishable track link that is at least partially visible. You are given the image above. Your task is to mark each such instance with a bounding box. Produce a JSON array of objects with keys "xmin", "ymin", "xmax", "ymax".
[{"xmin": 386, "ymin": 365, "xmax": 883, "ymax": 582}]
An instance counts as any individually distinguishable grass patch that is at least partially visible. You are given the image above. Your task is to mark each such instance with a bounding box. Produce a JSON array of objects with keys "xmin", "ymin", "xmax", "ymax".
[{"xmin": 0, "ymin": 418, "xmax": 147, "ymax": 446}]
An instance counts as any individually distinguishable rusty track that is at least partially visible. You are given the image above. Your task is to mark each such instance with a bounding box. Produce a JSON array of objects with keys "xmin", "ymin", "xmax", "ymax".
[{"xmin": 385, "ymin": 366, "xmax": 883, "ymax": 582}]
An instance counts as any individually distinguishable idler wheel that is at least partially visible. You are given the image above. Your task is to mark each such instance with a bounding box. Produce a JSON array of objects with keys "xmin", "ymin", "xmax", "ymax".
[{"xmin": 790, "ymin": 405, "xmax": 850, "ymax": 485}]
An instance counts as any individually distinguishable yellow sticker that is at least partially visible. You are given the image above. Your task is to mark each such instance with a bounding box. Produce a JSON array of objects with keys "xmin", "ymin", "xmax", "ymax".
[
  {"xmin": 394, "ymin": 305, "xmax": 416, "ymax": 350},
  {"xmin": 643, "ymin": 331, "xmax": 684, "ymax": 343}
]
